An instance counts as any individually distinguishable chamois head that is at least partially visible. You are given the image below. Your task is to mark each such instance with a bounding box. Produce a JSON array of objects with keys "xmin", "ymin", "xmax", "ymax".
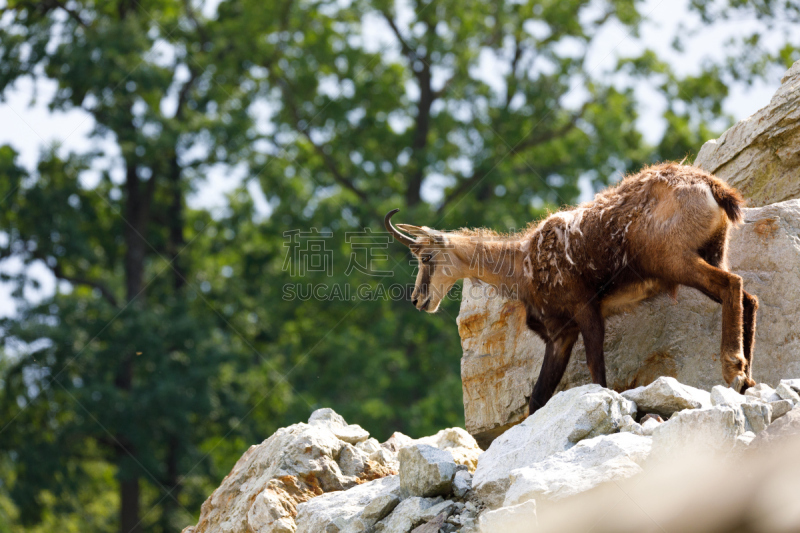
[{"xmin": 384, "ymin": 209, "xmax": 464, "ymax": 312}]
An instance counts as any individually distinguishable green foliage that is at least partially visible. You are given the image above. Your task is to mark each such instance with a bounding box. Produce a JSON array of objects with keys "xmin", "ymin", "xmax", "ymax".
[{"xmin": 0, "ymin": 0, "xmax": 796, "ymax": 532}]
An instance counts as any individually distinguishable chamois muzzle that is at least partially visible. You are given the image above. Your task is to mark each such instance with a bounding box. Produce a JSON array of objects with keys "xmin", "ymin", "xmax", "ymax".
[{"xmin": 384, "ymin": 209, "xmax": 416, "ymax": 247}]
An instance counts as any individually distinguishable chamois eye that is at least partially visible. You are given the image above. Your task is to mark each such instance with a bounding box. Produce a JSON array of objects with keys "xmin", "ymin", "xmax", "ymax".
[{"xmin": 421, "ymin": 255, "xmax": 432, "ymax": 263}]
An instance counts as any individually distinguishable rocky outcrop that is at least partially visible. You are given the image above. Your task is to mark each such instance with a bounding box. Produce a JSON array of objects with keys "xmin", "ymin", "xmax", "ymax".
[
  {"xmin": 187, "ymin": 377, "xmax": 799, "ymax": 533},
  {"xmin": 471, "ymin": 385, "xmax": 635, "ymax": 508},
  {"xmin": 694, "ymin": 60, "xmax": 800, "ymax": 207},
  {"xmin": 458, "ymin": 199, "xmax": 800, "ymax": 445}
]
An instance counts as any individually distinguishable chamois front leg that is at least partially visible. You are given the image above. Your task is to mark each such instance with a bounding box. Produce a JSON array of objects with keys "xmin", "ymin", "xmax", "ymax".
[
  {"xmin": 529, "ymin": 329, "xmax": 579, "ymax": 416},
  {"xmin": 742, "ymin": 290, "xmax": 758, "ymax": 382},
  {"xmin": 574, "ymin": 304, "xmax": 607, "ymax": 387},
  {"xmin": 682, "ymin": 257, "xmax": 755, "ymax": 392}
]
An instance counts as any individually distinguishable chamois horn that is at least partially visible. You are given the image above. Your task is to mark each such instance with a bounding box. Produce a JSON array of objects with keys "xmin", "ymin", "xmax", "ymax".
[{"xmin": 384, "ymin": 209, "xmax": 416, "ymax": 247}]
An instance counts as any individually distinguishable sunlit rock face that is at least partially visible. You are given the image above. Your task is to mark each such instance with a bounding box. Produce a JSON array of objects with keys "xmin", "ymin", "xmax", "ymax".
[{"xmin": 695, "ymin": 59, "xmax": 800, "ymax": 207}]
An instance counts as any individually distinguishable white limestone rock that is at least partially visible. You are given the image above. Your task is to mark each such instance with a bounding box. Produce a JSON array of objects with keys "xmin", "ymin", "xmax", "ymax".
[
  {"xmin": 478, "ymin": 500, "xmax": 538, "ymax": 533},
  {"xmin": 695, "ymin": 60, "xmax": 800, "ymax": 207},
  {"xmin": 374, "ymin": 497, "xmax": 451, "ymax": 533},
  {"xmin": 710, "ymin": 385, "xmax": 747, "ymax": 407},
  {"xmin": 770, "ymin": 399, "xmax": 794, "ymax": 420},
  {"xmin": 502, "ymin": 432, "xmax": 651, "ymax": 508},
  {"xmin": 649, "ymin": 406, "xmax": 745, "ymax": 463},
  {"xmin": 472, "ymin": 385, "xmax": 635, "ymax": 508},
  {"xmin": 776, "ymin": 382, "xmax": 800, "ymax": 404},
  {"xmin": 414, "ymin": 427, "xmax": 482, "ymax": 472},
  {"xmin": 295, "ymin": 476, "xmax": 399, "ymax": 533},
  {"xmin": 183, "ymin": 409, "xmax": 396, "ymax": 533},
  {"xmin": 452, "ymin": 469, "xmax": 473, "ymax": 499},
  {"xmin": 741, "ymin": 402, "xmax": 773, "ymax": 434},
  {"xmin": 619, "ymin": 415, "xmax": 644, "ymax": 436},
  {"xmin": 640, "ymin": 417, "xmax": 661, "ymax": 436},
  {"xmin": 780, "ymin": 379, "xmax": 800, "ymax": 393},
  {"xmin": 399, "ymin": 444, "xmax": 458, "ymax": 497},
  {"xmin": 745, "ymin": 383, "xmax": 782, "ymax": 403},
  {"xmin": 621, "ymin": 376, "xmax": 711, "ymax": 417},
  {"xmin": 356, "ymin": 438, "xmax": 381, "ymax": 455}
]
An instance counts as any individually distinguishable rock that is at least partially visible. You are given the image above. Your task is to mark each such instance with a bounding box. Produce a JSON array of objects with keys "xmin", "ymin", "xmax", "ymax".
[
  {"xmin": 414, "ymin": 427, "xmax": 482, "ymax": 472},
  {"xmin": 452, "ymin": 469, "xmax": 472, "ymax": 499},
  {"xmin": 357, "ymin": 438, "xmax": 381, "ymax": 455},
  {"xmin": 775, "ymin": 382, "xmax": 800, "ymax": 404},
  {"xmin": 744, "ymin": 383, "xmax": 782, "ymax": 403},
  {"xmin": 382, "ymin": 432, "xmax": 415, "ymax": 452},
  {"xmin": 741, "ymin": 402, "xmax": 773, "ymax": 433},
  {"xmin": 750, "ymin": 407, "xmax": 800, "ymax": 450},
  {"xmin": 410, "ymin": 511, "xmax": 449, "ymax": 533},
  {"xmin": 477, "ymin": 500, "xmax": 538, "ymax": 533},
  {"xmin": 458, "ymin": 199, "xmax": 800, "ymax": 445},
  {"xmin": 711, "ymin": 385, "xmax": 747, "ymax": 407},
  {"xmin": 618, "ymin": 415, "xmax": 644, "ymax": 436},
  {"xmin": 399, "ymin": 444, "xmax": 458, "ymax": 497},
  {"xmin": 770, "ymin": 399, "xmax": 794, "ymax": 420},
  {"xmin": 735, "ymin": 431, "xmax": 757, "ymax": 450},
  {"xmin": 374, "ymin": 497, "xmax": 450, "ymax": 533},
  {"xmin": 502, "ymin": 432, "xmax": 651, "ymax": 508},
  {"xmin": 780, "ymin": 379, "xmax": 800, "ymax": 393},
  {"xmin": 472, "ymin": 385, "xmax": 635, "ymax": 508},
  {"xmin": 333, "ymin": 425, "xmax": 371, "ymax": 445},
  {"xmin": 695, "ymin": 60, "xmax": 800, "ymax": 207},
  {"xmin": 649, "ymin": 406, "xmax": 745, "ymax": 463},
  {"xmin": 639, "ymin": 413, "xmax": 664, "ymax": 424},
  {"xmin": 640, "ymin": 417, "xmax": 661, "ymax": 436},
  {"xmin": 621, "ymin": 376, "xmax": 711, "ymax": 417},
  {"xmin": 184, "ymin": 409, "xmax": 396, "ymax": 533},
  {"xmin": 295, "ymin": 475, "xmax": 399, "ymax": 533}
]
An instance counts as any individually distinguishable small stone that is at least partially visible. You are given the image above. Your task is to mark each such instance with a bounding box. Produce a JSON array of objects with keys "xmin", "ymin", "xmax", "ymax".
[
  {"xmin": 411, "ymin": 511, "xmax": 449, "ymax": 533},
  {"xmin": 357, "ymin": 438, "xmax": 381, "ymax": 455},
  {"xmin": 619, "ymin": 415, "xmax": 644, "ymax": 436},
  {"xmin": 309, "ymin": 407, "xmax": 348, "ymax": 428},
  {"xmin": 640, "ymin": 413, "xmax": 665, "ymax": 424},
  {"xmin": 741, "ymin": 402, "xmax": 773, "ymax": 434},
  {"xmin": 333, "ymin": 424, "xmax": 371, "ymax": 445},
  {"xmin": 711, "ymin": 385, "xmax": 747, "ymax": 407},
  {"xmin": 744, "ymin": 383, "xmax": 781, "ymax": 403},
  {"xmin": 374, "ymin": 497, "xmax": 443, "ymax": 533},
  {"xmin": 339, "ymin": 444, "xmax": 368, "ymax": 477},
  {"xmin": 649, "ymin": 406, "xmax": 745, "ymax": 462},
  {"xmin": 640, "ymin": 418, "xmax": 660, "ymax": 436},
  {"xmin": 370, "ymin": 447, "xmax": 397, "ymax": 468},
  {"xmin": 780, "ymin": 379, "xmax": 800, "ymax": 394},
  {"xmin": 453, "ymin": 470, "xmax": 473, "ymax": 499},
  {"xmin": 360, "ymin": 493, "xmax": 401, "ymax": 523},
  {"xmin": 775, "ymin": 382, "xmax": 800, "ymax": 404},
  {"xmin": 770, "ymin": 400, "xmax": 794, "ymax": 420},
  {"xmin": 399, "ymin": 444, "xmax": 458, "ymax": 497},
  {"xmin": 382, "ymin": 432, "xmax": 415, "ymax": 452}
]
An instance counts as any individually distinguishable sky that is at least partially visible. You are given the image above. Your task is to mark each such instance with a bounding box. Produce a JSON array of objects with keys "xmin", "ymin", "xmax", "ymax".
[{"xmin": 0, "ymin": 0, "xmax": 791, "ymax": 317}]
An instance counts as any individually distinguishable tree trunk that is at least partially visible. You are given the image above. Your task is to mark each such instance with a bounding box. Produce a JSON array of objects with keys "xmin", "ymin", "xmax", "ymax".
[{"xmin": 120, "ymin": 477, "xmax": 141, "ymax": 533}]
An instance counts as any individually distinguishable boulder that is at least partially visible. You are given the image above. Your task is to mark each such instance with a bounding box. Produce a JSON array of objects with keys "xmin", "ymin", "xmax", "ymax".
[
  {"xmin": 377, "ymin": 428, "xmax": 482, "ymax": 473},
  {"xmin": 183, "ymin": 409, "xmax": 395, "ymax": 533},
  {"xmin": 410, "ymin": 511, "xmax": 449, "ymax": 533},
  {"xmin": 295, "ymin": 475, "xmax": 399, "ymax": 533},
  {"xmin": 694, "ymin": 60, "xmax": 800, "ymax": 207},
  {"xmin": 458, "ymin": 199, "xmax": 800, "ymax": 445},
  {"xmin": 621, "ymin": 376, "xmax": 711, "ymax": 417},
  {"xmin": 472, "ymin": 385, "xmax": 635, "ymax": 508},
  {"xmin": 398, "ymin": 444, "xmax": 458, "ymax": 497},
  {"xmin": 649, "ymin": 406, "xmax": 745, "ymax": 463},
  {"xmin": 769, "ymin": 399, "xmax": 793, "ymax": 420},
  {"xmin": 374, "ymin": 498, "xmax": 453, "ymax": 533},
  {"xmin": 502, "ymin": 432, "xmax": 651, "ymax": 508},
  {"xmin": 710, "ymin": 385, "xmax": 747, "ymax": 407}
]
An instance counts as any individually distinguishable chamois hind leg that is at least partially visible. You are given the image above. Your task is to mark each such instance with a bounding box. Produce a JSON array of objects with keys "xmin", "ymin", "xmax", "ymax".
[
  {"xmin": 679, "ymin": 256, "xmax": 754, "ymax": 392},
  {"xmin": 742, "ymin": 290, "xmax": 758, "ymax": 382},
  {"xmin": 529, "ymin": 329, "xmax": 579, "ymax": 416},
  {"xmin": 574, "ymin": 303, "xmax": 607, "ymax": 387}
]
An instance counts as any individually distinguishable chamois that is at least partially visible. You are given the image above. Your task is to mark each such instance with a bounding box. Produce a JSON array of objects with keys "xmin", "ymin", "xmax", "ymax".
[{"xmin": 385, "ymin": 162, "xmax": 758, "ymax": 415}]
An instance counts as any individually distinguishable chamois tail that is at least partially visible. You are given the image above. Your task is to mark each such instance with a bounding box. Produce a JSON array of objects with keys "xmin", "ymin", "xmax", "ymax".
[{"xmin": 709, "ymin": 180, "xmax": 744, "ymax": 224}]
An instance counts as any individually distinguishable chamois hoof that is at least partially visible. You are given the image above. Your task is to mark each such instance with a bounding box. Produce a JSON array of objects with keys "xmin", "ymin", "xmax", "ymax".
[{"xmin": 731, "ymin": 374, "xmax": 754, "ymax": 394}]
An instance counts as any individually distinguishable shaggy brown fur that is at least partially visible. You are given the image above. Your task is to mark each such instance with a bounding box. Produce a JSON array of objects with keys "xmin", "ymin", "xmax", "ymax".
[{"xmin": 385, "ymin": 162, "xmax": 758, "ymax": 415}]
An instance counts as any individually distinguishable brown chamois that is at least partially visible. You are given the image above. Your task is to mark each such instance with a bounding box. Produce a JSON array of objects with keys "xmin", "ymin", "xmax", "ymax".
[{"xmin": 385, "ymin": 162, "xmax": 758, "ymax": 415}]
